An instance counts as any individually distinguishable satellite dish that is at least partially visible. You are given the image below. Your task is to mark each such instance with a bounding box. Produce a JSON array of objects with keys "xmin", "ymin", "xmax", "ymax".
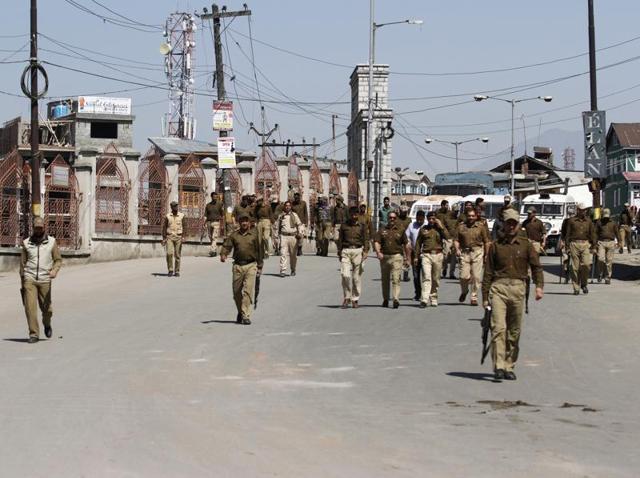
[{"xmin": 159, "ymin": 43, "xmax": 172, "ymax": 55}]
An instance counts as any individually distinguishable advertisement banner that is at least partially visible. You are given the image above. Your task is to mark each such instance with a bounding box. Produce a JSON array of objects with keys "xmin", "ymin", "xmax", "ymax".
[
  {"xmin": 78, "ymin": 96, "xmax": 131, "ymax": 115},
  {"xmin": 217, "ymin": 137, "xmax": 236, "ymax": 169},
  {"xmin": 213, "ymin": 101, "xmax": 233, "ymax": 131},
  {"xmin": 583, "ymin": 110, "xmax": 606, "ymax": 178}
]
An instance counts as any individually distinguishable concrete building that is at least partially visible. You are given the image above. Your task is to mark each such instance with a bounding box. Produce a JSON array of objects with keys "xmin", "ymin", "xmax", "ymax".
[
  {"xmin": 346, "ymin": 64, "xmax": 393, "ymax": 201},
  {"xmin": 389, "ymin": 170, "xmax": 431, "ymax": 205},
  {"xmin": 603, "ymin": 123, "xmax": 640, "ymax": 213}
]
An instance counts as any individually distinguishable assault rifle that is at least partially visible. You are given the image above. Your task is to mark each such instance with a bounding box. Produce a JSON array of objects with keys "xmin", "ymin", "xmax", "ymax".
[
  {"xmin": 480, "ymin": 306, "xmax": 492, "ymax": 365},
  {"xmin": 254, "ymin": 273, "xmax": 261, "ymax": 310}
]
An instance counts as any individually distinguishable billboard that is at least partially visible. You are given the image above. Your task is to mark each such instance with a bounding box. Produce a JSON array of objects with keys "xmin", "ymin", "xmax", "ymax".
[
  {"xmin": 78, "ymin": 96, "xmax": 131, "ymax": 115},
  {"xmin": 217, "ymin": 137, "xmax": 236, "ymax": 169},
  {"xmin": 213, "ymin": 101, "xmax": 233, "ymax": 131},
  {"xmin": 583, "ymin": 110, "xmax": 606, "ymax": 178}
]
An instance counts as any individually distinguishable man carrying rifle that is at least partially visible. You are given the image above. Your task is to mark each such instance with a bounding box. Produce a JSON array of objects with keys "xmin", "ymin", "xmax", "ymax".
[
  {"xmin": 482, "ymin": 209, "xmax": 544, "ymax": 381},
  {"xmin": 220, "ymin": 214, "xmax": 263, "ymax": 325}
]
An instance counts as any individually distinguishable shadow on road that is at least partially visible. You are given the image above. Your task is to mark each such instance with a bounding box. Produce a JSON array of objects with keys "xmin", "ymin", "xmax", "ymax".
[
  {"xmin": 3, "ymin": 338, "xmax": 45, "ymax": 343},
  {"xmin": 467, "ymin": 318, "xmax": 481, "ymax": 322},
  {"xmin": 201, "ymin": 320, "xmax": 238, "ymax": 325},
  {"xmin": 446, "ymin": 371, "xmax": 498, "ymax": 382},
  {"xmin": 262, "ymin": 273, "xmax": 285, "ymax": 278},
  {"xmin": 544, "ymin": 291, "xmax": 579, "ymax": 296},
  {"xmin": 151, "ymin": 273, "xmax": 171, "ymax": 277}
]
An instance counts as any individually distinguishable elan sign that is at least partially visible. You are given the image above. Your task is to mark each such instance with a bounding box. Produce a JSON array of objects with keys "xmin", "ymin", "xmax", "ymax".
[{"xmin": 583, "ymin": 110, "xmax": 606, "ymax": 178}]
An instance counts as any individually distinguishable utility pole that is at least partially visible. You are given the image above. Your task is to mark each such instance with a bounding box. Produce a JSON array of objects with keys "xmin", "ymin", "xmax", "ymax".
[
  {"xmin": 587, "ymin": 0, "xmax": 602, "ymax": 212},
  {"xmin": 202, "ymin": 4, "xmax": 251, "ymax": 220},
  {"xmin": 331, "ymin": 114, "xmax": 337, "ymax": 161},
  {"xmin": 29, "ymin": 0, "xmax": 41, "ymax": 217}
]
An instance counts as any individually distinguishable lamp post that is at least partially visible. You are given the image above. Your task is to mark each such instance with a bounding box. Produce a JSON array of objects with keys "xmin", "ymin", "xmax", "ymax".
[
  {"xmin": 424, "ymin": 137, "xmax": 489, "ymax": 173},
  {"xmin": 367, "ymin": 0, "xmax": 421, "ymax": 224},
  {"xmin": 394, "ymin": 166, "xmax": 409, "ymax": 204},
  {"xmin": 474, "ymin": 94, "xmax": 552, "ymax": 196}
]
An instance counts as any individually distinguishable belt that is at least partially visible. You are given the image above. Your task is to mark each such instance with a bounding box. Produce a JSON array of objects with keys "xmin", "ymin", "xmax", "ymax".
[
  {"xmin": 281, "ymin": 232, "xmax": 297, "ymax": 236},
  {"xmin": 422, "ymin": 249, "xmax": 443, "ymax": 254},
  {"xmin": 572, "ymin": 240, "xmax": 589, "ymax": 243},
  {"xmin": 343, "ymin": 245, "xmax": 363, "ymax": 250},
  {"xmin": 234, "ymin": 259, "xmax": 256, "ymax": 266},
  {"xmin": 462, "ymin": 246, "xmax": 481, "ymax": 252}
]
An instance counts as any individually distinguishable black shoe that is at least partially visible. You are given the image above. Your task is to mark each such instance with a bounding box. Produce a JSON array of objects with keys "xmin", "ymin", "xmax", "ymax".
[
  {"xmin": 168, "ymin": 271, "xmax": 174, "ymax": 277},
  {"xmin": 241, "ymin": 318, "xmax": 252, "ymax": 325},
  {"xmin": 504, "ymin": 371, "xmax": 517, "ymax": 381},
  {"xmin": 280, "ymin": 272, "xmax": 286, "ymax": 278},
  {"xmin": 174, "ymin": 272, "xmax": 180, "ymax": 277},
  {"xmin": 393, "ymin": 300, "xmax": 400, "ymax": 309},
  {"xmin": 494, "ymin": 369, "xmax": 505, "ymax": 380},
  {"xmin": 449, "ymin": 275, "xmax": 456, "ymax": 280},
  {"xmin": 605, "ymin": 278, "xmax": 611, "ymax": 285},
  {"xmin": 382, "ymin": 300, "xmax": 389, "ymax": 308},
  {"xmin": 236, "ymin": 314, "xmax": 242, "ymax": 324},
  {"xmin": 582, "ymin": 286, "xmax": 589, "ymax": 294},
  {"xmin": 291, "ymin": 271, "xmax": 296, "ymax": 277},
  {"xmin": 341, "ymin": 299, "xmax": 349, "ymax": 309},
  {"xmin": 352, "ymin": 300, "xmax": 359, "ymax": 309},
  {"xmin": 419, "ymin": 302, "xmax": 427, "ymax": 309},
  {"xmin": 459, "ymin": 292, "xmax": 467, "ymax": 303},
  {"xmin": 413, "ymin": 294, "xmax": 420, "ymax": 301},
  {"xmin": 44, "ymin": 326, "xmax": 52, "ymax": 338},
  {"xmin": 28, "ymin": 337, "xmax": 39, "ymax": 344},
  {"xmin": 573, "ymin": 290, "xmax": 580, "ymax": 295}
]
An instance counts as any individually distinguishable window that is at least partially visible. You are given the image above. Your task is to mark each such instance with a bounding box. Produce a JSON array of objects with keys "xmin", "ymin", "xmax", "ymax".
[{"xmin": 90, "ymin": 122, "xmax": 118, "ymax": 139}]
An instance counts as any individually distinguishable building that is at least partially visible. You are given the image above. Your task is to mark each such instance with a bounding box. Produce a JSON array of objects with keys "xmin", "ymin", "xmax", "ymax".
[
  {"xmin": 603, "ymin": 123, "xmax": 640, "ymax": 212},
  {"xmin": 346, "ymin": 64, "xmax": 393, "ymax": 200},
  {"xmin": 389, "ymin": 170, "xmax": 431, "ymax": 205}
]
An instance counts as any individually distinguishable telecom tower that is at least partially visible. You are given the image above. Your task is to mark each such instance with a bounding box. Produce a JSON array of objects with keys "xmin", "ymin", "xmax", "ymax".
[
  {"xmin": 161, "ymin": 13, "xmax": 197, "ymax": 139},
  {"xmin": 562, "ymin": 147, "xmax": 576, "ymax": 170}
]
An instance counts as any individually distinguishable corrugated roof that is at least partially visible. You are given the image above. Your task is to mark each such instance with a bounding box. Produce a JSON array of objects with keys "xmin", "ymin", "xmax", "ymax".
[
  {"xmin": 623, "ymin": 171, "xmax": 640, "ymax": 182},
  {"xmin": 148, "ymin": 137, "xmax": 255, "ymax": 157},
  {"xmin": 610, "ymin": 123, "xmax": 640, "ymax": 148}
]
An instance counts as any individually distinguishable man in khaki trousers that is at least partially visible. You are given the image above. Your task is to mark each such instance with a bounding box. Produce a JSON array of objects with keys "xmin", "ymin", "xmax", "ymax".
[
  {"xmin": 454, "ymin": 208, "xmax": 490, "ymax": 306},
  {"xmin": 276, "ymin": 201, "xmax": 303, "ymax": 277},
  {"xmin": 564, "ymin": 203, "xmax": 596, "ymax": 294},
  {"xmin": 374, "ymin": 212, "xmax": 411, "ymax": 308},
  {"xmin": 20, "ymin": 217, "xmax": 62, "ymax": 343},
  {"xmin": 337, "ymin": 206, "xmax": 369, "ymax": 308},
  {"xmin": 596, "ymin": 208, "xmax": 619, "ymax": 284},
  {"xmin": 162, "ymin": 201, "xmax": 185, "ymax": 277}
]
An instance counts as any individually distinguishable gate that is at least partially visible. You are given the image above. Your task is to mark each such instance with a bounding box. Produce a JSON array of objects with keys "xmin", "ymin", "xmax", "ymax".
[
  {"xmin": 44, "ymin": 155, "xmax": 80, "ymax": 249},
  {"xmin": 329, "ymin": 162, "xmax": 341, "ymax": 197},
  {"xmin": 309, "ymin": 158, "xmax": 323, "ymax": 226},
  {"xmin": 287, "ymin": 155, "xmax": 303, "ymax": 198},
  {"xmin": 348, "ymin": 170, "xmax": 360, "ymax": 207},
  {"xmin": 138, "ymin": 148, "xmax": 168, "ymax": 235},
  {"xmin": 95, "ymin": 144, "xmax": 130, "ymax": 234},
  {"xmin": 178, "ymin": 154, "xmax": 206, "ymax": 239},
  {"xmin": 255, "ymin": 148, "xmax": 280, "ymax": 201},
  {"xmin": 0, "ymin": 150, "xmax": 30, "ymax": 247}
]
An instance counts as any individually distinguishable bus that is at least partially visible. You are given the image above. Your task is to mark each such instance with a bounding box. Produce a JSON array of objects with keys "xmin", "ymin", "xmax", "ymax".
[{"xmin": 409, "ymin": 195, "xmax": 463, "ymax": 221}]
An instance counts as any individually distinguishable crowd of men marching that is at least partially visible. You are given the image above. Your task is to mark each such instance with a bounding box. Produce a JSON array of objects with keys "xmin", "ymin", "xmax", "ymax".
[{"xmin": 17, "ymin": 191, "xmax": 635, "ymax": 381}]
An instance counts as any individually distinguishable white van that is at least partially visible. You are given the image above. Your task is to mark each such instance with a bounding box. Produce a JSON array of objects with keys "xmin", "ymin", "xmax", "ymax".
[
  {"xmin": 409, "ymin": 195, "xmax": 463, "ymax": 221},
  {"xmin": 459, "ymin": 194, "xmax": 512, "ymax": 232},
  {"xmin": 519, "ymin": 193, "xmax": 586, "ymax": 253}
]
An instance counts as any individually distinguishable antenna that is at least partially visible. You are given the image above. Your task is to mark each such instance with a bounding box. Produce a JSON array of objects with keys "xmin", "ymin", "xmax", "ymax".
[{"xmin": 162, "ymin": 13, "xmax": 197, "ymax": 139}]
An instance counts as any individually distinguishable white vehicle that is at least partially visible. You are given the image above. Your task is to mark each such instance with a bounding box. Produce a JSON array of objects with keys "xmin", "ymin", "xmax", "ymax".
[
  {"xmin": 519, "ymin": 192, "xmax": 586, "ymax": 253},
  {"xmin": 459, "ymin": 194, "xmax": 512, "ymax": 232},
  {"xmin": 409, "ymin": 195, "xmax": 463, "ymax": 221}
]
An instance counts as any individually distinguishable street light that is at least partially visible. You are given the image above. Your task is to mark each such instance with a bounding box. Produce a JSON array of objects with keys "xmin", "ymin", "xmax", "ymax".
[
  {"xmin": 367, "ymin": 0, "xmax": 422, "ymax": 228},
  {"xmin": 424, "ymin": 137, "xmax": 490, "ymax": 173},
  {"xmin": 474, "ymin": 94, "xmax": 553, "ymax": 195},
  {"xmin": 394, "ymin": 166, "xmax": 409, "ymax": 204}
]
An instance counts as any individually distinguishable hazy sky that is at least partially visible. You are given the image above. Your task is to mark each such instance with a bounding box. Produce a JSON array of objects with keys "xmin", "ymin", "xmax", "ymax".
[{"xmin": 1, "ymin": 0, "xmax": 639, "ymax": 177}]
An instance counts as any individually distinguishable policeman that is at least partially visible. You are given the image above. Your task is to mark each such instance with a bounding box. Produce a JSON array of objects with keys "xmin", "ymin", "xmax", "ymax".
[
  {"xmin": 396, "ymin": 205, "xmax": 412, "ymax": 282},
  {"xmin": 596, "ymin": 208, "xmax": 619, "ymax": 284},
  {"xmin": 291, "ymin": 192, "xmax": 309, "ymax": 256},
  {"xmin": 564, "ymin": 203, "xmax": 596, "ymax": 294},
  {"xmin": 20, "ymin": 217, "xmax": 62, "ymax": 343},
  {"xmin": 315, "ymin": 196, "xmax": 332, "ymax": 256},
  {"xmin": 220, "ymin": 214, "xmax": 263, "ymax": 325},
  {"xmin": 276, "ymin": 200, "xmax": 303, "ymax": 277},
  {"xmin": 374, "ymin": 211, "xmax": 411, "ymax": 308},
  {"xmin": 331, "ymin": 195, "xmax": 348, "ymax": 241},
  {"xmin": 414, "ymin": 211, "xmax": 450, "ymax": 307},
  {"xmin": 358, "ymin": 202, "xmax": 375, "ymax": 241},
  {"xmin": 337, "ymin": 206, "xmax": 369, "ymax": 308},
  {"xmin": 378, "ymin": 196, "xmax": 393, "ymax": 228},
  {"xmin": 482, "ymin": 208, "xmax": 544, "ymax": 381},
  {"xmin": 435, "ymin": 200, "xmax": 458, "ymax": 279},
  {"xmin": 255, "ymin": 197, "xmax": 274, "ymax": 257},
  {"xmin": 162, "ymin": 201, "xmax": 185, "ymax": 277},
  {"xmin": 232, "ymin": 196, "xmax": 256, "ymax": 227},
  {"xmin": 454, "ymin": 208, "xmax": 490, "ymax": 305},
  {"xmin": 618, "ymin": 202, "xmax": 634, "ymax": 253},
  {"xmin": 205, "ymin": 192, "xmax": 223, "ymax": 256},
  {"xmin": 522, "ymin": 207, "xmax": 546, "ymax": 254},
  {"xmin": 406, "ymin": 209, "xmax": 426, "ymax": 301}
]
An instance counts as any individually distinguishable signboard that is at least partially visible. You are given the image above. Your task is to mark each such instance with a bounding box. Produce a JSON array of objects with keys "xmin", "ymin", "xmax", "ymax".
[
  {"xmin": 51, "ymin": 164, "xmax": 70, "ymax": 188},
  {"xmin": 217, "ymin": 137, "xmax": 236, "ymax": 169},
  {"xmin": 78, "ymin": 96, "xmax": 132, "ymax": 115},
  {"xmin": 583, "ymin": 110, "xmax": 606, "ymax": 178},
  {"xmin": 213, "ymin": 101, "xmax": 233, "ymax": 131}
]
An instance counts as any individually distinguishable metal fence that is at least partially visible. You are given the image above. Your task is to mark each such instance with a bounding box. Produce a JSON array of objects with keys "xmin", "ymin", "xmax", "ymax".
[
  {"xmin": 0, "ymin": 150, "xmax": 30, "ymax": 247},
  {"xmin": 44, "ymin": 155, "xmax": 80, "ymax": 249},
  {"xmin": 178, "ymin": 154, "xmax": 206, "ymax": 239},
  {"xmin": 95, "ymin": 144, "xmax": 130, "ymax": 234},
  {"xmin": 137, "ymin": 148, "xmax": 168, "ymax": 235}
]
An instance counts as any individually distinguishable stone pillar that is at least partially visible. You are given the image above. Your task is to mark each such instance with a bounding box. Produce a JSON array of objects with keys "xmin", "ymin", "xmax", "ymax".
[
  {"xmin": 276, "ymin": 158, "xmax": 290, "ymax": 202},
  {"xmin": 123, "ymin": 151, "xmax": 141, "ymax": 236},
  {"xmin": 300, "ymin": 162, "xmax": 311, "ymax": 204},
  {"xmin": 74, "ymin": 149, "xmax": 97, "ymax": 250},
  {"xmin": 163, "ymin": 154, "xmax": 181, "ymax": 204},
  {"xmin": 201, "ymin": 157, "xmax": 218, "ymax": 196}
]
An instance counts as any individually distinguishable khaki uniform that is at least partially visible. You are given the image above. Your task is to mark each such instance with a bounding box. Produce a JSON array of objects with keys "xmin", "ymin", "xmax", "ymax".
[
  {"xmin": 20, "ymin": 235, "xmax": 62, "ymax": 339},
  {"xmin": 255, "ymin": 204, "xmax": 274, "ymax": 256},
  {"xmin": 415, "ymin": 224, "xmax": 450, "ymax": 305},
  {"xmin": 331, "ymin": 203, "xmax": 348, "ymax": 240},
  {"xmin": 315, "ymin": 203, "xmax": 332, "ymax": 256},
  {"xmin": 205, "ymin": 200, "xmax": 224, "ymax": 254},
  {"xmin": 618, "ymin": 209, "xmax": 633, "ymax": 253},
  {"xmin": 596, "ymin": 219, "xmax": 619, "ymax": 280},
  {"xmin": 522, "ymin": 217, "xmax": 546, "ymax": 254},
  {"xmin": 436, "ymin": 208, "xmax": 458, "ymax": 277},
  {"xmin": 455, "ymin": 221, "xmax": 490, "ymax": 302},
  {"xmin": 276, "ymin": 211, "xmax": 303, "ymax": 274},
  {"xmin": 163, "ymin": 212, "xmax": 185, "ymax": 273},
  {"xmin": 375, "ymin": 225, "xmax": 409, "ymax": 302},
  {"xmin": 482, "ymin": 236, "xmax": 543, "ymax": 373},
  {"xmin": 292, "ymin": 200, "xmax": 309, "ymax": 254},
  {"xmin": 232, "ymin": 204, "xmax": 256, "ymax": 227},
  {"xmin": 564, "ymin": 216, "xmax": 596, "ymax": 291},
  {"xmin": 337, "ymin": 221, "xmax": 370, "ymax": 302},
  {"xmin": 222, "ymin": 229, "xmax": 263, "ymax": 320}
]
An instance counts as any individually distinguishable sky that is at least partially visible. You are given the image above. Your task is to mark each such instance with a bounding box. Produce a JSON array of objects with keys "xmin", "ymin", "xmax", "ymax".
[{"xmin": 2, "ymin": 0, "xmax": 640, "ymax": 178}]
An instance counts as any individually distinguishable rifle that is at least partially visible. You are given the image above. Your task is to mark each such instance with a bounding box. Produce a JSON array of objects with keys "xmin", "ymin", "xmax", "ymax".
[
  {"xmin": 481, "ymin": 306, "xmax": 492, "ymax": 365},
  {"xmin": 254, "ymin": 273, "xmax": 261, "ymax": 309},
  {"xmin": 525, "ymin": 277, "xmax": 531, "ymax": 314}
]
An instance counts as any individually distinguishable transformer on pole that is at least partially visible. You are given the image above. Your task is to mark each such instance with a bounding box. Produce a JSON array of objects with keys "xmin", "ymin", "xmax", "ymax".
[{"xmin": 161, "ymin": 13, "xmax": 197, "ymax": 140}]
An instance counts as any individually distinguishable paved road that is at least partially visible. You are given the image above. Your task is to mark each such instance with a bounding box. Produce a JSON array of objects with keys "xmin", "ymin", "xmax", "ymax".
[{"xmin": 0, "ymin": 251, "xmax": 638, "ymax": 477}]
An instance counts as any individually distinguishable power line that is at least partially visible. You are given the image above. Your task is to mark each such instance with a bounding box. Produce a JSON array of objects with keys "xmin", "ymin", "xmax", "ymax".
[
  {"xmin": 62, "ymin": 0, "xmax": 160, "ymax": 33},
  {"xmin": 88, "ymin": 0, "xmax": 162, "ymax": 30}
]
